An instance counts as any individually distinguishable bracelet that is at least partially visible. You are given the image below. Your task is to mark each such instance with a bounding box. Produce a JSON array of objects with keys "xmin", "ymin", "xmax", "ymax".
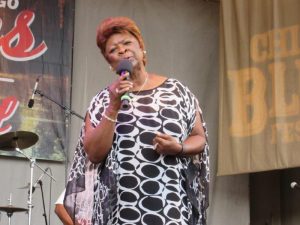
[
  {"xmin": 102, "ymin": 112, "xmax": 117, "ymax": 123},
  {"xmin": 177, "ymin": 143, "xmax": 185, "ymax": 156}
]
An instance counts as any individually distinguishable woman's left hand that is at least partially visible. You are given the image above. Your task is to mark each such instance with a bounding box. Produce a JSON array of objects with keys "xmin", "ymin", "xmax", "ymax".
[
  {"xmin": 153, "ymin": 132, "xmax": 182, "ymax": 155},
  {"xmin": 153, "ymin": 111, "xmax": 206, "ymax": 156}
]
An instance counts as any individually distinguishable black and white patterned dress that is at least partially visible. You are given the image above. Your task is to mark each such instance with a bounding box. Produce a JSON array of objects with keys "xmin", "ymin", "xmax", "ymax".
[{"xmin": 64, "ymin": 78, "xmax": 209, "ymax": 225}]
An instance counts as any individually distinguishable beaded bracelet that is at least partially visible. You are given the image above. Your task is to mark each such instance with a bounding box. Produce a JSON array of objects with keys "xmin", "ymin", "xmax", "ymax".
[{"xmin": 102, "ymin": 113, "xmax": 117, "ymax": 123}]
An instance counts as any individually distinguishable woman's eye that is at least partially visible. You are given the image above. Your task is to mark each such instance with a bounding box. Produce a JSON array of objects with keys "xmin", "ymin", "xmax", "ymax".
[
  {"xmin": 124, "ymin": 41, "xmax": 131, "ymax": 45},
  {"xmin": 109, "ymin": 48, "xmax": 116, "ymax": 54}
]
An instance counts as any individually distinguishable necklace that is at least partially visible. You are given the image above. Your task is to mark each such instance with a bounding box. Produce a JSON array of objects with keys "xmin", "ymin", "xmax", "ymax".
[{"xmin": 134, "ymin": 73, "xmax": 149, "ymax": 95}]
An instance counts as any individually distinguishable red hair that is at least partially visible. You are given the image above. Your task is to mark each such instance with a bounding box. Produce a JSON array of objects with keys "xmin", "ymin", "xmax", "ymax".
[{"xmin": 96, "ymin": 17, "xmax": 146, "ymax": 65}]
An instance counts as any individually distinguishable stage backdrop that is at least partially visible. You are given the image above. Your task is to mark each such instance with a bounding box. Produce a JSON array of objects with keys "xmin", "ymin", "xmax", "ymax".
[
  {"xmin": 218, "ymin": 0, "xmax": 300, "ymax": 175},
  {"xmin": 0, "ymin": 0, "xmax": 74, "ymax": 161}
]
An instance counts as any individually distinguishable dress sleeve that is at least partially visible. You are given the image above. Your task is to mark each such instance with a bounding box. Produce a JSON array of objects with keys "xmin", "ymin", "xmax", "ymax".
[
  {"xmin": 64, "ymin": 88, "xmax": 109, "ymax": 223},
  {"xmin": 175, "ymin": 79, "xmax": 210, "ymax": 224},
  {"xmin": 87, "ymin": 88, "xmax": 110, "ymax": 127},
  {"xmin": 175, "ymin": 79, "xmax": 200, "ymax": 136}
]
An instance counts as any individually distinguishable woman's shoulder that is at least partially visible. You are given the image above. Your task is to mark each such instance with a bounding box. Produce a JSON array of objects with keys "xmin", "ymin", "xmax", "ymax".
[
  {"xmin": 92, "ymin": 87, "xmax": 110, "ymax": 101},
  {"xmin": 88, "ymin": 88, "xmax": 110, "ymax": 110},
  {"xmin": 166, "ymin": 78, "xmax": 197, "ymax": 101},
  {"xmin": 149, "ymin": 73, "xmax": 167, "ymax": 84},
  {"xmin": 149, "ymin": 74, "xmax": 192, "ymax": 93},
  {"xmin": 149, "ymin": 74, "xmax": 183, "ymax": 87},
  {"xmin": 162, "ymin": 77, "xmax": 189, "ymax": 91}
]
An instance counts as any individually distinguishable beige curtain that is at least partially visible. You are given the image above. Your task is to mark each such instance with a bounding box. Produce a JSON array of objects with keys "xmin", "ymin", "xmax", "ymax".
[{"xmin": 218, "ymin": 0, "xmax": 300, "ymax": 175}]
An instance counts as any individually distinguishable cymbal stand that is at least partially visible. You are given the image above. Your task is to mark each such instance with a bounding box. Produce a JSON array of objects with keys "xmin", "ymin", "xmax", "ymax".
[
  {"xmin": 7, "ymin": 193, "xmax": 12, "ymax": 225},
  {"xmin": 28, "ymin": 156, "xmax": 34, "ymax": 225},
  {"xmin": 7, "ymin": 211, "xmax": 12, "ymax": 225},
  {"xmin": 15, "ymin": 148, "xmax": 56, "ymax": 225}
]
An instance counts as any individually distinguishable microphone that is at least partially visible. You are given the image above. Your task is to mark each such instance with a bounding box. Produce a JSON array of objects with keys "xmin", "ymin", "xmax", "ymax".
[
  {"xmin": 116, "ymin": 59, "xmax": 133, "ymax": 109},
  {"xmin": 30, "ymin": 168, "xmax": 49, "ymax": 194},
  {"xmin": 290, "ymin": 181, "xmax": 300, "ymax": 189},
  {"xmin": 28, "ymin": 77, "xmax": 40, "ymax": 108}
]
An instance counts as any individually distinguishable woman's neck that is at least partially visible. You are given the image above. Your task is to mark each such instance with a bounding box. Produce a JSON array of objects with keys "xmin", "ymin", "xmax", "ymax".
[
  {"xmin": 131, "ymin": 67, "xmax": 148, "ymax": 85},
  {"xmin": 130, "ymin": 67, "xmax": 149, "ymax": 91}
]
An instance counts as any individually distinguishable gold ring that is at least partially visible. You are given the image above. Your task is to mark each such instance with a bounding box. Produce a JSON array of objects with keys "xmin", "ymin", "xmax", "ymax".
[{"xmin": 115, "ymin": 88, "xmax": 119, "ymax": 94}]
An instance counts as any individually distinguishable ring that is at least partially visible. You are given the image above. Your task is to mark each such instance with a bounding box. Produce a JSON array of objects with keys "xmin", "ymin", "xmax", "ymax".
[{"xmin": 115, "ymin": 88, "xmax": 119, "ymax": 94}]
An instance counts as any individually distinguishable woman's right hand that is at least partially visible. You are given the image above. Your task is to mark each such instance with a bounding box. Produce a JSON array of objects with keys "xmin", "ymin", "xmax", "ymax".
[
  {"xmin": 108, "ymin": 72, "xmax": 133, "ymax": 111},
  {"xmin": 84, "ymin": 73, "xmax": 133, "ymax": 163}
]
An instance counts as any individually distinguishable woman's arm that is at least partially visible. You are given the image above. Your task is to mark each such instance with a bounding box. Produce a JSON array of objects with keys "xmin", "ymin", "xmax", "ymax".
[
  {"xmin": 83, "ymin": 106, "xmax": 118, "ymax": 163},
  {"xmin": 181, "ymin": 110, "xmax": 206, "ymax": 155},
  {"xmin": 84, "ymin": 74, "xmax": 133, "ymax": 163}
]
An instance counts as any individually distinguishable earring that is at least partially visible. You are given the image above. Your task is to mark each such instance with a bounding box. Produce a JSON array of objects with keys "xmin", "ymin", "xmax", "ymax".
[
  {"xmin": 143, "ymin": 50, "xmax": 147, "ymax": 55},
  {"xmin": 109, "ymin": 65, "xmax": 113, "ymax": 71}
]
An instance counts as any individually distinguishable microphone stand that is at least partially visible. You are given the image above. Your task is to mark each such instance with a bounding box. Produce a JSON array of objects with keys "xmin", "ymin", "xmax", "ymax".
[
  {"xmin": 31, "ymin": 89, "xmax": 84, "ymax": 224},
  {"xmin": 34, "ymin": 89, "xmax": 84, "ymax": 183},
  {"xmin": 39, "ymin": 181, "xmax": 48, "ymax": 225},
  {"xmin": 35, "ymin": 89, "xmax": 84, "ymax": 120}
]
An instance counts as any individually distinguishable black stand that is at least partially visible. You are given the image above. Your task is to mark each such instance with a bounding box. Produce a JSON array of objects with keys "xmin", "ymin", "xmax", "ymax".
[
  {"xmin": 35, "ymin": 88, "xmax": 84, "ymax": 183},
  {"xmin": 39, "ymin": 181, "xmax": 48, "ymax": 225},
  {"xmin": 35, "ymin": 89, "xmax": 84, "ymax": 120},
  {"xmin": 33, "ymin": 88, "xmax": 84, "ymax": 224}
]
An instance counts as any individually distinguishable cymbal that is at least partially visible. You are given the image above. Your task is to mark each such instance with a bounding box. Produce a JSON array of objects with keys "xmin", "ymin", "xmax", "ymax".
[
  {"xmin": 0, "ymin": 205, "xmax": 28, "ymax": 213},
  {"xmin": 0, "ymin": 131, "xmax": 38, "ymax": 151}
]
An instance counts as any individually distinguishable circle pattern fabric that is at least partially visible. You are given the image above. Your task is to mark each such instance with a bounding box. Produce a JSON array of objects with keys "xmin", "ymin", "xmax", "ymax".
[{"xmin": 89, "ymin": 78, "xmax": 200, "ymax": 224}]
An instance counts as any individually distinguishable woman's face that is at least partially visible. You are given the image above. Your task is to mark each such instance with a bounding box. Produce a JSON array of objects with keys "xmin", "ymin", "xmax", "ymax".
[{"xmin": 105, "ymin": 32, "xmax": 144, "ymax": 70}]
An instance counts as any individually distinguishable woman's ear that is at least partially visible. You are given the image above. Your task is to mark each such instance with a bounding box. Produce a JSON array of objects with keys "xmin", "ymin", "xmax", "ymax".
[{"xmin": 142, "ymin": 49, "xmax": 147, "ymax": 65}]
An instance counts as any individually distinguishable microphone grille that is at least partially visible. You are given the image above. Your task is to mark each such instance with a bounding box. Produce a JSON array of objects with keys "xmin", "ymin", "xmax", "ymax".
[
  {"xmin": 116, "ymin": 59, "xmax": 133, "ymax": 75},
  {"xmin": 28, "ymin": 99, "xmax": 34, "ymax": 108}
]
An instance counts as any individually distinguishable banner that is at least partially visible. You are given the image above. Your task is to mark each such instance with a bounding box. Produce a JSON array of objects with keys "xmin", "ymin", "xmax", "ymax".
[
  {"xmin": 0, "ymin": 0, "xmax": 74, "ymax": 161},
  {"xmin": 218, "ymin": 0, "xmax": 300, "ymax": 175}
]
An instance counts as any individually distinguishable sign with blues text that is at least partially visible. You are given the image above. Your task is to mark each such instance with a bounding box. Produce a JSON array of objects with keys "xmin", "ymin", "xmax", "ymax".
[
  {"xmin": 218, "ymin": 0, "xmax": 300, "ymax": 175},
  {"xmin": 0, "ymin": 0, "xmax": 74, "ymax": 161}
]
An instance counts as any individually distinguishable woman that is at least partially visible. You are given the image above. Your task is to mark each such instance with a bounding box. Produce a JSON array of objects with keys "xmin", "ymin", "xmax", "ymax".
[{"xmin": 65, "ymin": 17, "xmax": 209, "ymax": 225}]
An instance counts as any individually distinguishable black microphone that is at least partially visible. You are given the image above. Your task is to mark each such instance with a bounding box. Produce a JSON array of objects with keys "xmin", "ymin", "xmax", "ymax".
[
  {"xmin": 116, "ymin": 59, "xmax": 133, "ymax": 109},
  {"xmin": 30, "ymin": 168, "xmax": 49, "ymax": 194},
  {"xmin": 291, "ymin": 181, "xmax": 300, "ymax": 189},
  {"xmin": 28, "ymin": 77, "xmax": 40, "ymax": 108}
]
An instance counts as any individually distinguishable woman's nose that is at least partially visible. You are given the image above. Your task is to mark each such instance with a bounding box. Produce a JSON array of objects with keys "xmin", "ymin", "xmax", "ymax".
[{"xmin": 118, "ymin": 46, "xmax": 127, "ymax": 55}]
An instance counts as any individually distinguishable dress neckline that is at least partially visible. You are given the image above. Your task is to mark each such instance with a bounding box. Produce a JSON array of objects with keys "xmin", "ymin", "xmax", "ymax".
[{"xmin": 131, "ymin": 78, "xmax": 169, "ymax": 94}]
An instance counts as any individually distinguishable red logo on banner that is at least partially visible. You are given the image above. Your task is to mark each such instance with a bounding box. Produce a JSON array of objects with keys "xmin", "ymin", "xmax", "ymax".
[
  {"xmin": 0, "ymin": 10, "xmax": 48, "ymax": 61},
  {"xmin": 0, "ymin": 96, "xmax": 19, "ymax": 134}
]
